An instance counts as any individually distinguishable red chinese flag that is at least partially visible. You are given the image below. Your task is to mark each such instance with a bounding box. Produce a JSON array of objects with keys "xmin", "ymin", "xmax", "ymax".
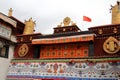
[{"xmin": 83, "ymin": 16, "xmax": 91, "ymax": 22}]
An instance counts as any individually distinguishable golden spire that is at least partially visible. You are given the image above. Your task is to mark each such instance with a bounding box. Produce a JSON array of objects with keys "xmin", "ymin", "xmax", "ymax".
[
  {"xmin": 23, "ymin": 17, "xmax": 36, "ymax": 34},
  {"xmin": 111, "ymin": 1, "xmax": 120, "ymax": 24},
  {"xmin": 8, "ymin": 8, "xmax": 13, "ymax": 16}
]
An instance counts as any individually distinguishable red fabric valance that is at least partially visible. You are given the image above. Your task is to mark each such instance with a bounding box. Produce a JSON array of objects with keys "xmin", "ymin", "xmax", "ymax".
[{"xmin": 32, "ymin": 35, "xmax": 94, "ymax": 44}]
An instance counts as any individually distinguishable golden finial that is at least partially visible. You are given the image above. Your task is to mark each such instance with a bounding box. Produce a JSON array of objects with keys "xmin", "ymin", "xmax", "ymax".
[
  {"xmin": 23, "ymin": 17, "xmax": 36, "ymax": 34},
  {"xmin": 8, "ymin": 8, "xmax": 13, "ymax": 16}
]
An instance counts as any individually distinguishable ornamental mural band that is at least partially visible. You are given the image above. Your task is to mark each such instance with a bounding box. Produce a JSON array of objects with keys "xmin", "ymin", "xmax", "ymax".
[{"xmin": 7, "ymin": 61, "xmax": 120, "ymax": 80}]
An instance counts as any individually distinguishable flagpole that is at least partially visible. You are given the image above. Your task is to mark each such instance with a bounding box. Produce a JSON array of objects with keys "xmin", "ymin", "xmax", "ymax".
[
  {"xmin": 82, "ymin": 19, "xmax": 85, "ymax": 31},
  {"xmin": 81, "ymin": 19, "xmax": 84, "ymax": 31}
]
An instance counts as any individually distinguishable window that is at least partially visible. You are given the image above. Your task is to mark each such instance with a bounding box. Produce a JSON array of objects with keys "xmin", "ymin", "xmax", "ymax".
[
  {"xmin": 0, "ymin": 45, "xmax": 9, "ymax": 58},
  {"xmin": 0, "ymin": 25, "xmax": 11, "ymax": 39}
]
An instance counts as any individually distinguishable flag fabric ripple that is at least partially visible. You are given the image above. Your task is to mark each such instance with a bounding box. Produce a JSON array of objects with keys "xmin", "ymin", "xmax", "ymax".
[{"xmin": 83, "ymin": 16, "xmax": 91, "ymax": 22}]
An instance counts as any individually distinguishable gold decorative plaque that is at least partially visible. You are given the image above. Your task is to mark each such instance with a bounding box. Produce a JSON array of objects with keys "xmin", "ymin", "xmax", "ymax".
[
  {"xmin": 18, "ymin": 44, "xmax": 29, "ymax": 57},
  {"xmin": 98, "ymin": 29, "xmax": 103, "ymax": 34},
  {"xmin": 113, "ymin": 27, "xmax": 117, "ymax": 33},
  {"xmin": 103, "ymin": 36, "xmax": 119, "ymax": 54}
]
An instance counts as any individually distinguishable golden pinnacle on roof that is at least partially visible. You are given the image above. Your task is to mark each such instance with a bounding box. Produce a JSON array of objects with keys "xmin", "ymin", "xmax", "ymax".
[
  {"xmin": 8, "ymin": 8, "xmax": 13, "ymax": 17},
  {"xmin": 111, "ymin": 1, "xmax": 120, "ymax": 24},
  {"xmin": 23, "ymin": 17, "xmax": 36, "ymax": 34}
]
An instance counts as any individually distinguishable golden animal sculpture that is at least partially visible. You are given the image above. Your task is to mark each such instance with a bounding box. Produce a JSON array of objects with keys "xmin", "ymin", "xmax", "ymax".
[{"xmin": 23, "ymin": 18, "xmax": 35, "ymax": 34}]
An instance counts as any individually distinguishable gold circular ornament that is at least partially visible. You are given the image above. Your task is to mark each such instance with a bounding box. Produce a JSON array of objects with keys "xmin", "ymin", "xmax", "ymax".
[
  {"xmin": 63, "ymin": 17, "xmax": 71, "ymax": 26},
  {"xmin": 103, "ymin": 36, "xmax": 119, "ymax": 54},
  {"xmin": 98, "ymin": 29, "xmax": 103, "ymax": 34},
  {"xmin": 18, "ymin": 44, "xmax": 29, "ymax": 57}
]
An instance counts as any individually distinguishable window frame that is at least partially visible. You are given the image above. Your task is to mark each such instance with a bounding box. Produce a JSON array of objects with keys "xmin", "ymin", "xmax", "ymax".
[{"xmin": 0, "ymin": 45, "xmax": 9, "ymax": 58}]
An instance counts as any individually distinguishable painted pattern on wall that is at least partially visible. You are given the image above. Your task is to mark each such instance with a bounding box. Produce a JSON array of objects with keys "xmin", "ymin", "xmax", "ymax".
[
  {"xmin": 7, "ymin": 59, "xmax": 120, "ymax": 80},
  {"xmin": 40, "ymin": 43, "xmax": 88, "ymax": 59}
]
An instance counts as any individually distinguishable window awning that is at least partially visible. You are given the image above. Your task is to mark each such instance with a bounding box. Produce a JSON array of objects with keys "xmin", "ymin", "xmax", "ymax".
[{"xmin": 32, "ymin": 34, "xmax": 94, "ymax": 44}]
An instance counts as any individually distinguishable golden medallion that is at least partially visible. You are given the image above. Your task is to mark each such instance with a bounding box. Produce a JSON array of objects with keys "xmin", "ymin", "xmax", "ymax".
[
  {"xmin": 103, "ymin": 36, "xmax": 119, "ymax": 54},
  {"xmin": 18, "ymin": 44, "xmax": 29, "ymax": 57}
]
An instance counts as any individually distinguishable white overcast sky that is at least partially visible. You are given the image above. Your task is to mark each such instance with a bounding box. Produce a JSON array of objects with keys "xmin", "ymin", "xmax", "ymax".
[{"xmin": 0, "ymin": 0, "xmax": 117, "ymax": 34}]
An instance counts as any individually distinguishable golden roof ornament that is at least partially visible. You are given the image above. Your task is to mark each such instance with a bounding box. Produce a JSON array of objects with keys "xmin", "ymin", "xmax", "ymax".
[
  {"xmin": 111, "ymin": 1, "xmax": 120, "ymax": 24},
  {"xmin": 23, "ymin": 17, "xmax": 36, "ymax": 34},
  {"xmin": 63, "ymin": 17, "xmax": 71, "ymax": 26},
  {"xmin": 57, "ymin": 17, "xmax": 76, "ymax": 27},
  {"xmin": 57, "ymin": 22, "xmax": 62, "ymax": 27},
  {"xmin": 8, "ymin": 8, "xmax": 13, "ymax": 16},
  {"xmin": 71, "ymin": 21, "xmax": 76, "ymax": 26}
]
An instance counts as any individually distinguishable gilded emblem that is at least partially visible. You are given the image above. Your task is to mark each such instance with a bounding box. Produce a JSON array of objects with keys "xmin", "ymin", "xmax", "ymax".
[
  {"xmin": 113, "ymin": 27, "xmax": 117, "ymax": 33},
  {"xmin": 18, "ymin": 44, "xmax": 29, "ymax": 57},
  {"xmin": 98, "ymin": 29, "xmax": 103, "ymax": 34},
  {"xmin": 103, "ymin": 36, "xmax": 119, "ymax": 54}
]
